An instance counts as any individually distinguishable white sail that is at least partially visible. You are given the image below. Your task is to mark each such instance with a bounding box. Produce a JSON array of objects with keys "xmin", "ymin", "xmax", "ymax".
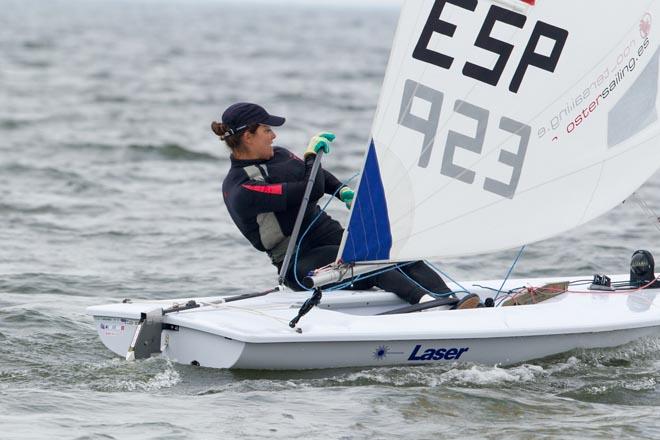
[{"xmin": 339, "ymin": 0, "xmax": 660, "ymax": 263}]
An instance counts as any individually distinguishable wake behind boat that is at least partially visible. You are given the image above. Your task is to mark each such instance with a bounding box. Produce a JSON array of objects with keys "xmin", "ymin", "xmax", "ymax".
[{"xmin": 88, "ymin": 0, "xmax": 660, "ymax": 370}]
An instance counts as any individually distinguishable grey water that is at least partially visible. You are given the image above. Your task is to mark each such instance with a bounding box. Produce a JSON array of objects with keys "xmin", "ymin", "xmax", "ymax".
[{"xmin": 2, "ymin": 0, "xmax": 660, "ymax": 438}]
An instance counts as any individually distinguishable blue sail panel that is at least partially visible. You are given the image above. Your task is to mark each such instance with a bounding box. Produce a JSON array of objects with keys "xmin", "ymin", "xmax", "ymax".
[{"xmin": 341, "ymin": 140, "xmax": 392, "ymax": 263}]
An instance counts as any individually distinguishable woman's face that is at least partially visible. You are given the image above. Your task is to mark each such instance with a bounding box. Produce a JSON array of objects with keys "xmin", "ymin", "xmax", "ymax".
[{"xmin": 242, "ymin": 125, "xmax": 277, "ymax": 160}]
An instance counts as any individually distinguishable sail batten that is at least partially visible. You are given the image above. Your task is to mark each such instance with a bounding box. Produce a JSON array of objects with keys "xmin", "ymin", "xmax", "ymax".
[{"xmin": 339, "ymin": 0, "xmax": 660, "ymax": 264}]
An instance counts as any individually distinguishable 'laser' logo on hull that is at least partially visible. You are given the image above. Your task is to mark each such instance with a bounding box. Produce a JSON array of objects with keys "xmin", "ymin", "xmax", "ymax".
[{"xmin": 408, "ymin": 345, "xmax": 469, "ymax": 361}]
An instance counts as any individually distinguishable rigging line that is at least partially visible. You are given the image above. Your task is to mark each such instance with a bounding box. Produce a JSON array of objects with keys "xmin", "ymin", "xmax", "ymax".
[
  {"xmin": 173, "ymin": 303, "xmax": 291, "ymax": 325},
  {"xmin": 293, "ymin": 174, "xmax": 359, "ymax": 291},
  {"xmin": 388, "ymin": 130, "xmax": 660, "ymax": 243},
  {"xmin": 494, "ymin": 245, "xmax": 526, "ymax": 301},
  {"xmin": 576, "ymin": 161, "xmax": 606, "ymax": 226},
  {"xmin": 474, "ymin": 284, "xmax": 527, "ymax": 298},
  {"xmin": 328, "ymin": 259, "xmax": 469, "ymax": 295},
  {"xmin": 423, "ymin": 260, "xmax": 470, "ymax": 294},
  {"xmin": 631, "ymin": 192, "xmax": 660, "ymax": 234},
  {"xmin": 495, "ymin": 275, "xmax": 660, "ymax": 307},
  {"xmin": 324, "ymin": 261, "xmax": 419, "ymax": 292},
  {"xmin": 336, "ymin": 149, "xmax": 370, "ymax": 260},
  {"xmin": 219, "ymin": 305, "xmax": 291, "ymax": 326},
  {"xmin": 395, "ymin": 265, "xmax": 463, "ymax": 298}
]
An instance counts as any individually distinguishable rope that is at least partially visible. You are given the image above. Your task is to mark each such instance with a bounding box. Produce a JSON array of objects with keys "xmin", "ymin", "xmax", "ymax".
[
  {"xmin": 290, "ymin": 176, "xmax": 469, "ymax": 297},
  {"xmin": 631, "ymin": 192, "xmax": 660, "ymax": 235},
  {"xmin": 292, "ymin": 174, "xmax": 359, "ymax": 290},
  {"xmin": 494, "ymin": 245, "xmax": 526, "ymax": 301},
  {"xmin": 290, "ymin": 178, "xmax": 477, "ymax": 298},
  {"xmin": 395, "ymin": 266, "xmax": 460, "ymax": 298},
  {"xmin": 423, "ymin": 260, "xmax": 470, "ymax": 294},
  {"xmin": 293, "ymin": 188, "xmax": 528, "ymax": 306},
  {"xmin": 325, "ymin": 262, "xmax": 413, "ymax": 292}
]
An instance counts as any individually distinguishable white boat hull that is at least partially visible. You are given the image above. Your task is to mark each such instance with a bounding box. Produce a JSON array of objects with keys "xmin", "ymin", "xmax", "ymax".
[
  {"xmin": 158, "ymin": 327, "xmax": 659, "ymax": 370},
  {"xmin": 88, "ymin": 275, "xmax": 660, "ymax": 370}
]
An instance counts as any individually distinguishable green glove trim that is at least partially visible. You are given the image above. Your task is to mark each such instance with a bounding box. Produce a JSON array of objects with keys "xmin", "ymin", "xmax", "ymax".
[
  {"xmin": 339, "ymin": 187, "xmax": 355, "ymax": 209},
  {"xmin": 304, "ymin": 131, "xmax": 336, "ymax": 158},
  {"xmin": 317, "ymin": 132, "xmax": 336, "ymax": 142}
]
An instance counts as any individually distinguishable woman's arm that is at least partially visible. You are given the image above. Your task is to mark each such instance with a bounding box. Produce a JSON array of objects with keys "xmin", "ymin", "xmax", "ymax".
[
  {"xmin": 323, "ymin": 169, "xmax": 346, "ymax": 200},
  {"xmin": 236, "ymin": 155, "xmax": 325, "ymax": 216}
]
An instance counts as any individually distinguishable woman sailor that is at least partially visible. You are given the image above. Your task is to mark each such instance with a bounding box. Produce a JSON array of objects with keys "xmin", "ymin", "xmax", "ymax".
[{"xmin": 213, "ymin": 102, "xmax": 461, "ymax": 305}]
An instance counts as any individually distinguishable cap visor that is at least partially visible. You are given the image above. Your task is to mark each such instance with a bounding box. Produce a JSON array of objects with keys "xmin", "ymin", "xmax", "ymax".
[{"xmin": 264, "ymin": 115, "xmax": 286, "ymax": 127}]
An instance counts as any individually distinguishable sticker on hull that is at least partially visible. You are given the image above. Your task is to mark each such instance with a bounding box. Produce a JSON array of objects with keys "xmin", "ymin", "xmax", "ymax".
[{"xmin": 408, "ymin": 345, "xmax": 470, "ymax": 361}]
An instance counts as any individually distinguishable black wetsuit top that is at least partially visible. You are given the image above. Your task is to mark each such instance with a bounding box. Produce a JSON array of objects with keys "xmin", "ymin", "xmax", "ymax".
[{"xmin": 222, "ymin": 146, "xmax": 345, "ymax": 266}]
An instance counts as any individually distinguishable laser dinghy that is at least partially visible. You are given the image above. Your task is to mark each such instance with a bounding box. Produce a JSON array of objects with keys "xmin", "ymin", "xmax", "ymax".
[
  {"xmin": 88, "ymin": 0, "xmax": 660, "ymax": 370},
  {"xmin": 88, "ymin": 271, "xmax": 660, "ymax": 369}
]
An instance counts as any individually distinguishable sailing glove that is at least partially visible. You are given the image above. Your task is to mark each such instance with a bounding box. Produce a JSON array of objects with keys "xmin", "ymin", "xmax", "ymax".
[
  {"xmin": 339, "ymin": 186, "xmax": 355, "ymax": 209},
  {"xmin": 304, "ymin": 132, "xmax": 335, "ymax": 159}
]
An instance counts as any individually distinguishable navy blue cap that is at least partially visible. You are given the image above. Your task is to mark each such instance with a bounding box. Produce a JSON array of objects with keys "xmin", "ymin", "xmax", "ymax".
[{"xmin": 221, "ymin": 103, "xmax": 286, "ymax": 137}]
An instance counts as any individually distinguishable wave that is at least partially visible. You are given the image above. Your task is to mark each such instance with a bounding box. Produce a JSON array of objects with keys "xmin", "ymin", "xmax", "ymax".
[
  {"xmin": 93, "ymin": 94, "xmax": 130, "ymax": 103},
  {"xmin": 0, "ymin": 162, "xmax": 116, "ymax": 195},
  {"xmin": 319, "ymin": 363, "xmax": 547, "ymax": 389},
  {"xmin": 102, "ymin": 366, "xmax": 181, "ymax": 392},
  {"xmin": 88, "ymin": 359, "xmax": 182, "ymax": 392},
  {"xmin": 0, "ymin": 307, "xmax": 62, "ymax": 328},
  {"xmin": 58, "ymin": 142, "xmax": 220, "ymax": 163},
  {"xmin": 125, "ymin": 143, "xmax": 219, "ymax": 162},
  {"xmin": 1, "ymin": 162, "xmax": 86, "ymax": 181},
  {"xmin": 59, "ymin": 142, "xmax": 116, "ymax": 152},
  {"xmin": 0, "ymin": 119, "xmax": 32, "ymax": 130},
  {"xmin": 0, "ymin": 274, "xmax": 117, "ymax": 297},
  {"xmin": 22, "ymin": 40, "xmax": 56, "ymax": 50},
  {"xmin": 0, "ymin": 202, "xmax": 66, "ymax": 215}
]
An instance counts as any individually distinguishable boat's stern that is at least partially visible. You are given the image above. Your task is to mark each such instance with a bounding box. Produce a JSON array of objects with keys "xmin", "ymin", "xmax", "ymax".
[
  {"xmin": 87, "ymin": 303, "xmax": 146, "ymax": 358},
  {"xmin": 86, "ymin": 302, "xmax": 247, "ymax": 368}
]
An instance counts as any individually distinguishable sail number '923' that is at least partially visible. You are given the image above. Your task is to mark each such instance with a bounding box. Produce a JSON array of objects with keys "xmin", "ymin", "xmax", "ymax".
[{"xmin": 399, "ymin": 80, "xmax": 531, "ymax": 199}]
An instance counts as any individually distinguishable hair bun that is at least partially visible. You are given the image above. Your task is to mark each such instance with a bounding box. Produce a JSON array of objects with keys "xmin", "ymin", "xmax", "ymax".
[{"xmin": 211, "ymin": 121, "xmax": 224, "ymax": 137}]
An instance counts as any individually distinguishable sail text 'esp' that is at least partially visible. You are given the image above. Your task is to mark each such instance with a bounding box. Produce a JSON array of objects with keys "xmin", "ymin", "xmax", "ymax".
[{"xmin": 413, "ymin": 0, "xmax": 568, "ymax": 93}]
